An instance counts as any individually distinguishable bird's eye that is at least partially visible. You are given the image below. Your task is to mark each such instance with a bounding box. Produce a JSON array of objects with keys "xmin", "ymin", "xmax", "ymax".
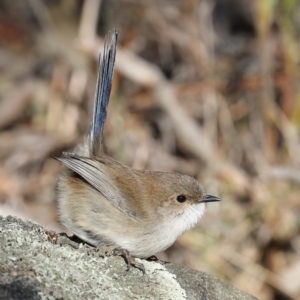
[{"xmin": 176, "ymin": 195, "xmax": 187, "ymax": 203}]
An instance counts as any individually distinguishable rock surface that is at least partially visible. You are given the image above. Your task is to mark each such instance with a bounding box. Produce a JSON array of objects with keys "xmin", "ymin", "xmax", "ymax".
[{"xmin": 0, "ymin": 216, "xmax": 257, "ymax": 300}]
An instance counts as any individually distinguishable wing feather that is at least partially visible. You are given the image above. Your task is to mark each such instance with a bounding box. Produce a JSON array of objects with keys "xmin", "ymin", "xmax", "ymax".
[{"xmin": 55, "ymin": 154, "xmax": 140, "ymax": 219}]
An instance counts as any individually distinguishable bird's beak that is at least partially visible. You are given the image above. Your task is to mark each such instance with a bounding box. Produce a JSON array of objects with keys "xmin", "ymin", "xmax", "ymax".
[{"xmin": 201, "ymin": 194, "xmax": 221, "ymax": 203}]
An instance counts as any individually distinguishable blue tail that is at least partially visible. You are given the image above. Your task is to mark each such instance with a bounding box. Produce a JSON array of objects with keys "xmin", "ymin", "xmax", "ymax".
[{"xmin": 90, "ymin": 29, "xmax": 118, "ymax": 155}]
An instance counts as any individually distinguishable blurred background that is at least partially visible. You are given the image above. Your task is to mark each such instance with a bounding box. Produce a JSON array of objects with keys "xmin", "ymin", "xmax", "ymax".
[{"xmin": 0, "ymin": 0, "xmax": 299, "ymax": 299}]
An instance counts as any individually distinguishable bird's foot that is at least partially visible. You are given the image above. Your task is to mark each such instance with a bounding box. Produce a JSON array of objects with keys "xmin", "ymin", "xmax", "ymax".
[{"xmin": 119, "ymin": 249, "xmax": 145, "ymax": 274}]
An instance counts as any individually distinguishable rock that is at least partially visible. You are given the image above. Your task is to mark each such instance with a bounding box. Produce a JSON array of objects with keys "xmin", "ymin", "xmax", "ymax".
[{"xmin": 0, "ymin": 216, "xmax": 257, "ymax": 300}]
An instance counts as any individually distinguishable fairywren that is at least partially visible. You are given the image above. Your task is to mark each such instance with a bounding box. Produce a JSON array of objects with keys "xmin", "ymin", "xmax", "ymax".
[{"xmin": 55, "ymin": 30, "xmax": 220, "ymax": 271}]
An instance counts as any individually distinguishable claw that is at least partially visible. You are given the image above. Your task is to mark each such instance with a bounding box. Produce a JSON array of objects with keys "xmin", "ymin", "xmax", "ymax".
[
  {"xmin": 146, "ymin": 255, "xmax": 168, "ymax": 265},
  {"xmin": 121, "ymin": 249, "xmax": 145, "ymax": 274}
]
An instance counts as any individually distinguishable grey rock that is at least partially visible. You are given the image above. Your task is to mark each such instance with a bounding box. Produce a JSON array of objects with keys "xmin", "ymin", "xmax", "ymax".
[{"xmin": 0, "ymin": 216, "xmax": 257, "ymax": 300}]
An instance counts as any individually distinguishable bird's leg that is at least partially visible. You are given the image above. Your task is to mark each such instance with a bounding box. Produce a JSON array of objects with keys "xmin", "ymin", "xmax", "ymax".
[
  {"xmin": 119, "ymin": 249, "xmax": 145, "ymax": 274},
  {"xmin": 95, "ymin": 245, "xmax": 145, "ymax": 274}
]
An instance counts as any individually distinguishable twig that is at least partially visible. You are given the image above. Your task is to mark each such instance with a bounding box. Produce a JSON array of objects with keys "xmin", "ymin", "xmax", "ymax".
[
  {"xmin": 220, "ymin": 246, "xmax": 298, "ymax": 299},
  {"xmin": 0, "ymin": 81, "xmax": 36, "ymax": 129},
  {"xmin": 265, "ymin": 166, "xmax": 300, "ymax": 183},
  {"xmin": 79, "ymin": 0, "xmax": 102, "ymax": 42}
]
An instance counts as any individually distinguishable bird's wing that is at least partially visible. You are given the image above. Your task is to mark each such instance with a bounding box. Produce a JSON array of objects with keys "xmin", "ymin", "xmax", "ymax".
[{"xmin": 54, "ymin": 154, "xmax": 140, "ymax": 219}]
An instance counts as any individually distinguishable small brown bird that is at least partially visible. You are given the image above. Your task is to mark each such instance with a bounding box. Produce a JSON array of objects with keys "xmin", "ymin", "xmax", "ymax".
[{"xmin": 55, "ymin": 29, "xmax": 220, "ymax": 272}]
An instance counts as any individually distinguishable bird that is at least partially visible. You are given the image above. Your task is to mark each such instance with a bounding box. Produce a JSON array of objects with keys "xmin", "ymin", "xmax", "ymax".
[{"xmin": 54, "ymin": 29, "xmax": 221, "ymax": 272}]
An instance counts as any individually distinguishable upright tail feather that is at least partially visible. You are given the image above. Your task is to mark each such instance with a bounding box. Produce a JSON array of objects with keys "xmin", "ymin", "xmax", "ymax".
[{"xmin": 90, "ymin": 29, "xmax": 118, "ymax": 156}]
